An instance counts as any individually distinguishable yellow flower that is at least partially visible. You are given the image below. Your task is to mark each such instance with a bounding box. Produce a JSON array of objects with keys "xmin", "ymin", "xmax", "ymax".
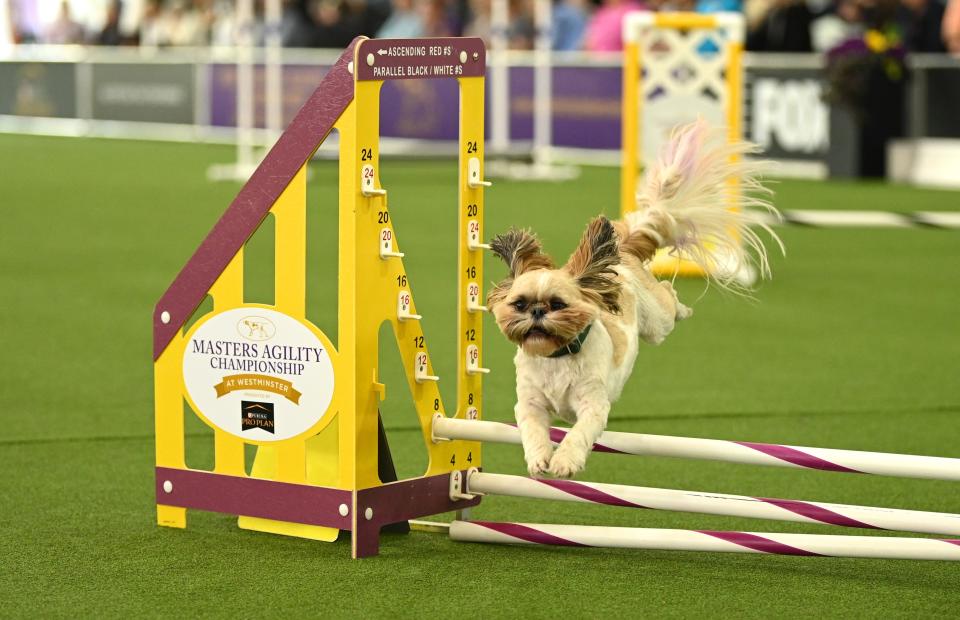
[{"xmin": 865, "ymin": 30, "xmax": 889, "ymax": 53}]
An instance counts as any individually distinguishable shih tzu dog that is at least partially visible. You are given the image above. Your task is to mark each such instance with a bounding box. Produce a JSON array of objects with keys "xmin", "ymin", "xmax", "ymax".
[{"xmin": 487, "ymin": 119, "xmax": 783, "ymax": 479}]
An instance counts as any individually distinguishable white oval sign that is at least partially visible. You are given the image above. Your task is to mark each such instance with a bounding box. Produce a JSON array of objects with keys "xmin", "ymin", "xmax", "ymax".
[{"xmin": 182, "ymin": 307, "xmax": 335, "ymax": 442}]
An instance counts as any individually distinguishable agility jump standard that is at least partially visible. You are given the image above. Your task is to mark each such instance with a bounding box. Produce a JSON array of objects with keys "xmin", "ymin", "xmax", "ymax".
[
  {"xmin": 433, "ymin": 417, "xmax": 960, "ymax": 481},
  {"xmin": 450, "ymin": 521, "xmax": 960, "ymax": 561},
  {"xmin": 155, "ymin": 37, "xmax": 491, "ymax": 558}
]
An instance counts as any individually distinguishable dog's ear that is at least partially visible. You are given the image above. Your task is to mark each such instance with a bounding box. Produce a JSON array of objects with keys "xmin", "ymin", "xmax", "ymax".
[
  {"xmin": 486, "ymin": 279, "xmax": 512, "ymax": 309},
  {"xmin": 489, "ymin": 228, "xmax": 554, "ymax": 277},
  {"xmin": 565, "ymin": 216, "xmax": 622, "ymax": 313}
]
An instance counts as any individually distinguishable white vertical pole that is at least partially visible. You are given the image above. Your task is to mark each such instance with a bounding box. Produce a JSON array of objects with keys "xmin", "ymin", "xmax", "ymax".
[
  {"xmin": 265, "ymin": 0, "xmax": 283, "ymax": 143},
  {"xmin": 0, "ymin": 0, "xmax": 12, "ymax": 53},
  {"xmin": 194, "ymin": 56, "xmax": 210, "ymax": 138},
  {"xmin": 490, "ymin": 0, "xmax": 510, "ymax": 156},
  {"xmin": 532, "ymin": 0, "xmax": 552, "ymax": 166},
  {"xmin": 76, "ymin": 49, "xmax": 93, "ymax": 125},
  {"xmin": 236, "ymin": 0, "xmax": 255, "ymax": 174}
]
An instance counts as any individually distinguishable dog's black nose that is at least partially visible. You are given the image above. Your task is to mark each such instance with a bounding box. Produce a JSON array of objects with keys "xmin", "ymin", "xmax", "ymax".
[{"xmin": 531, "ymin": 306, "xmax": 546, "ymax": 320}]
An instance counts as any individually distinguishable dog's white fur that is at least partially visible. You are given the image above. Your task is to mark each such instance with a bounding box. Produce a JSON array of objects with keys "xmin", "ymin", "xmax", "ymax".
[
  {"xmin": 490, "ymin": 120, "xmax": 782, "ymax": 479},
  {"xmin": 512, "ymin": 266, "xmax": 691, "ymax": 478}
]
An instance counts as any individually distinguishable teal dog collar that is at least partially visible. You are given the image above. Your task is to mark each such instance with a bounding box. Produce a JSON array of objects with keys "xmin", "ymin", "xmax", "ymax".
[{"xmin": 548, "ymin": 323, "xmax": 593, "ymax": 358}]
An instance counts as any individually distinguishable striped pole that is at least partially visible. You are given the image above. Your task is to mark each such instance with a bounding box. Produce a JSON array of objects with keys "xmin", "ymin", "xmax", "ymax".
[
  {"xmin": 450, "ymin": 521, "xmax": 960, "ymax": 561},
  {"xmin": 467, "ymin": 472, "xmax": 960, "ymax": 536},
  {"xmin": 433, "ymin": 417, "xmax": 960, "ymax": 481},
  {"xmin": 751, "ymin": 209, "xmax": 960, "ymax": 229}
]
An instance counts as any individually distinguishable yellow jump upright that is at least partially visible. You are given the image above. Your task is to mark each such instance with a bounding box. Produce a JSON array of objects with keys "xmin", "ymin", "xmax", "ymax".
[
  {"xmin": 620, "ymin": 12, "xmax": 746, "ymax": 280},
  {"xmin": 153, "ymin": 37, "xmax": 489, "ymax": 558}
]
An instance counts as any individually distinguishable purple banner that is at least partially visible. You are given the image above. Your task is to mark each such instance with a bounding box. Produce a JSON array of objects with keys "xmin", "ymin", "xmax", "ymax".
[
  {"xmin": 208, "ymin": 63, "xmax": 624, "ymax": 149},
  {"xmin": 210, "ymin": 63, "xmax": 464, "ymax": 140},
  {"xmin": 554, "ymin": 66, "xmax": 622, "ymax": 150},
  {"xmin": 508, "ymin": 67, "xmax": 533, "ymax": 141},
  {"xmin": 209, "ymin": 63, "xmax": 331, "ymax": 128},
  {"xmin": 380, "ymin": 78, "xmax": 462, "ymax": 140}
]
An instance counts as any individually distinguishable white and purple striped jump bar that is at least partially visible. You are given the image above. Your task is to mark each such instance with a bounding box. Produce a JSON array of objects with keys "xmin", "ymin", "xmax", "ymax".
[
  {"xmin": 433, "ymin": 417, "xmax": 960, "ymax": 481},
  {"xmin": 449, "ymin": 521, "xmax": 960, "ymax": 561},
  {"xmin": 468, "ymin": 472, "xmax": 960, "ymax": 536}
]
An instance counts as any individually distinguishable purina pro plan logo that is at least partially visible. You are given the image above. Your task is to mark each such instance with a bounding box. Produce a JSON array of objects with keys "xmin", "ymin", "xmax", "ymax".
[
  {"xmin": 241, "ymin": 401, "xmax": 275, "ymax": 433},
  {"xmin": 182, "ymin": 307, "xmax": 335, "ymax": 442}
]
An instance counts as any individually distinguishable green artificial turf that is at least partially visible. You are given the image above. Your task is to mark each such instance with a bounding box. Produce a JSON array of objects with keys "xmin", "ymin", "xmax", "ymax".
[{"xmin": 1, "ymin": 133, "xmax": 959, "ymax": 617}]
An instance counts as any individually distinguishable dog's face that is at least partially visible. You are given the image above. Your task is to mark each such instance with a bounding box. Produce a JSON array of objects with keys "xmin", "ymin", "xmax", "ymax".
[
  {"xmin": 489, "ymin": 269, "xmax": 598, "ymax": 356},
  {"xmin": 487, "ymin": 217, "xmax": 622, "ymax": 357}
]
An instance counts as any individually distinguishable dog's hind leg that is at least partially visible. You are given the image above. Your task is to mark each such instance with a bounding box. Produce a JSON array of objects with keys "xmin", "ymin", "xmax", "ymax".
[{"xmin": 660, "ymin": 280, "xmax": 693, "ymax": 320}]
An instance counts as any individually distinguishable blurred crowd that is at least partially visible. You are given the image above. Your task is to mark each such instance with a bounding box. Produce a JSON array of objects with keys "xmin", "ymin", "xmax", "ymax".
[
  {"xmin": 4, "ymin": 0, "xmax": 960, "ymax": 53},
  {"xmin": 748, "ymin": 0, "xmax": 957, "ymax": 52}
]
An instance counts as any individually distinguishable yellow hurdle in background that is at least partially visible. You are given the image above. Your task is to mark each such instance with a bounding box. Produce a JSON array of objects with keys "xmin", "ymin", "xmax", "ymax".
[{"xmin": 620, "ymin": 12, "xmax": 746, "ymax": 279}]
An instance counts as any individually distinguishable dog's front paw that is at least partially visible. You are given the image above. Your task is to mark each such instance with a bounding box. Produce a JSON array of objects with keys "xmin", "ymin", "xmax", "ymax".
[
  {"xmin": 526, "ymin": 453, "xmax": 552, "ymax": 478},
  {"xmin": 548, "ymin": 445, "xmax": 586, "ymax": 479},
  {"xmin": 525, "ymin": 445, "xmax": 554, "ymax": 478}
]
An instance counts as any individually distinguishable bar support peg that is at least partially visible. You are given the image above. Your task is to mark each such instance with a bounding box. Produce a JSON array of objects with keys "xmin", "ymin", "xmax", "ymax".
[
  {"xmin": 466, "ymin": 345, "xmax": 489, "ymax": 375},
  {"xmin": 361, "ymin": 164, "xmax": 387, "ymax": 197},
  {"xmin": 414, "ymin": 352, "xmax": 439, "ymax": 383},
  {"xmin": 397, "ymin": 291, "xmax": 422, "ymax": 321},
  {"xmin": 449, "ymin": 469, "xmax": 481, "ymax": 501},
  {"xmin": 466, "ymin": 283, "xmax": 487, "ymax": 313},
  {"xmin": 467, "ymin": 157, "xmax": 491, "ymax": 189},
  {"xmin": 430, "ymin": 412, "xmax": 450, "ymax": 443},
  {"xmin": 467, "ymin": 219, "xmax": 490, "ymax": 250},
  {"xmin": 379, "ymin": 228, "xmax": 404, "ymax": 259}
]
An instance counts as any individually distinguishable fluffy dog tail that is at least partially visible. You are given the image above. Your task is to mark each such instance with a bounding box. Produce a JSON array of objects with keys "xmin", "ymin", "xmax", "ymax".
[{"xmin": 623, "ymin": 118, "xmax": 784, "ymax": 289}]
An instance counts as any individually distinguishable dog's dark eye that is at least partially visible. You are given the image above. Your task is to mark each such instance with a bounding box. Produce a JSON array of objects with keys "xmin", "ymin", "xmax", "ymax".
[
  {"xmin": 511, "ymin": 298, "xmax": 528, "ymax": 311},
  {"xmin": 549, "ymin": 299, "xmax": 567, "ymax": 311}
]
